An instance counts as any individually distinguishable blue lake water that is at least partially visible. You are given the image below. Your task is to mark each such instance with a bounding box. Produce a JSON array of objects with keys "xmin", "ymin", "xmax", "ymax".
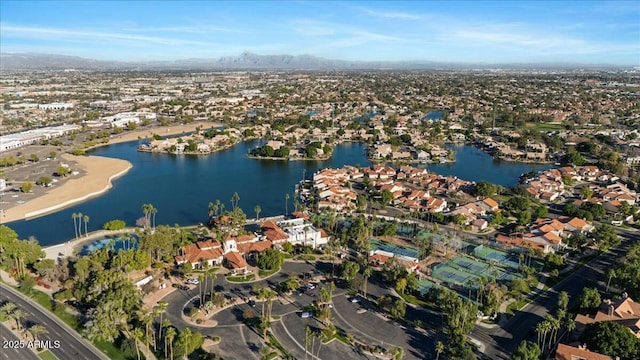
[{"xmin": 6, "ymin": 141, "xmax": 551, "ymax": 246}]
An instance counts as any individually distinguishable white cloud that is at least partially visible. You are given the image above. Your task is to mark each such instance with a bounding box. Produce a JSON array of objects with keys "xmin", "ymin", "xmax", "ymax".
[
  {"xmin": 351, "ymin": 5, "xmax": 423, "ymax": 20},
  {"xmin": 0, "ymin": 24, "xmax": 212, "ymax": 47}
]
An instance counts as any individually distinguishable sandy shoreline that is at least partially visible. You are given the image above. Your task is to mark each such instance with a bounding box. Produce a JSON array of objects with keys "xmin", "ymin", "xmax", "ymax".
[
  {"xmin": 1, "ymin": 154, "xmax": 132, "ymax": 223},
  {"xmin": 1, "ymin": 122, "xmax": 222, "ymax": 224}
]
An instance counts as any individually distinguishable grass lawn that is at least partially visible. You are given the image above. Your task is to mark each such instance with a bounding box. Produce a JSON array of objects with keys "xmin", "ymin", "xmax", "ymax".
[
  {"xmin": 397, "ymin": 292, "xmax": 438, "ymax": 312},
  {"xmin": 18, "ymin": 288, "xmax": 80, "ymax": 330},
  {"xmin": 38, "ymin": 350, "xmax": 57, "ymax": 360},
  {"xmin": 227, "ymin": 274, "xmax": 256, "ymax": 282},
  {"xmin": 93, "ymin": 339, "xmax": 129, "ymax": 360},
  {"xmin": 258, "ymin": 268, "xmax": 279, "ymax": 277},
  {"xmin": 506, "ymin": 299, "xmax": 528, "ymax": 316}
]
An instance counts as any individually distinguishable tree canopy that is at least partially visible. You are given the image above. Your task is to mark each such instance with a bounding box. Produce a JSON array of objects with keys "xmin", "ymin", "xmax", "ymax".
[
  {"xmin": 255, "ymin": 248, "xmax": 284, "ymax": 270},
  {"xmin": 581, "ymin": 321, "xmax": 640, "ymax": 360}
]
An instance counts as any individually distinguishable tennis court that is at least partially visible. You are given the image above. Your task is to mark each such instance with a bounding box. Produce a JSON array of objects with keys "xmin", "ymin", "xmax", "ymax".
[
  {"xmin": 450, "ymin": 256, "xmax": 489, "ymax": 273},
  {"xmin": 418, "ymin": 278, "xmax": 436, "ymax": 295},
  {"xmin": 473, "ymin": 245, "xmax": 521, "ymax": 270},
  {"xmin": 432, "ymin": 263, "xmax": 478, "ymax": 286},
  {"xmin": 370, "ymin": 238, "xmax": 419, "ymax": 260}
]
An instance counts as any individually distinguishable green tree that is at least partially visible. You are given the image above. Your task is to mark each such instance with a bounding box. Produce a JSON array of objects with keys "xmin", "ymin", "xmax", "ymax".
[
  {"xmin": 254, "ymin": 205, "xmax": 261, "ymax": 221},
  {"xmin": 389, "ymin": 298, "xmax": 406, "ymax": 319},
  {"xmin": 613, "ymin": 243, "xmax": 640, "ymax": 298},
  {"xmin": 534, "ymin": 206, "xmax": 548, "ymax": 219},
  {"xmin": 340, "ymin": 260, "xmax": 360, "ymax": 284},
  {"xmin": 36, "ymin": 176, "xmax": 53, "ymax": 186},
  {"xmin": 56, "ymin": 166, "xmax": 70, "ymax": 177},
  {"xmin": 381, "ymin": 190, "xmax": 393, "ymax": 206},
  {"xmin": 581, "ymin": 321, "xmax": 640, "ymax": 360},
  {"xmin": 475, "ymin": 181, "xmax": 497, "ymax": 197},
  {"xmin": 255, "ymin": 248, "xmax": 284, "ymax": 270},
  {"xmin": 517, "ymin": 211, "xmax": 532, "ymax": 225},
  {"xmin": 435, "ymin": 341, "xmax": 445, "ymax": 360},
  {"xmin": 593, "ymin": 224, "xmax": 620, "ymax": 251},
  {"xmin": 103, "ymin": 219, "xmax": 126, "ymax": 230},
  {"xmin": 20, "ymin": 181, "xmax": 33, "ymax": 193},
  {"xmin": 580, "ymin": 187, "xmax": 594, "ymax": 199},
  {"xmin": 513, "ymin": 340, "xmax": 542, "ymax": 360},
  {"xmin": 578, "ymin": 287, "xmax": 602, "ymax": 312}
]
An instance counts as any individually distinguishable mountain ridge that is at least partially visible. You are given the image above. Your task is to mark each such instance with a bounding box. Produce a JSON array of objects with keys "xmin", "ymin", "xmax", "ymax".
[{"xmin": 0, "ymin": 52, "xmax": 628, "ymax": 71}]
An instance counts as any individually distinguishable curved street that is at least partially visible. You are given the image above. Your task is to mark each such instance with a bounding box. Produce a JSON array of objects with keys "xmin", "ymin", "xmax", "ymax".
[
  {"xmin": 0, "ymin": 283, "xmax": 109, "ymax": 360},
  {"xmin": 471, "ymin": 227, "xmax": 639, "ymax": 359}
]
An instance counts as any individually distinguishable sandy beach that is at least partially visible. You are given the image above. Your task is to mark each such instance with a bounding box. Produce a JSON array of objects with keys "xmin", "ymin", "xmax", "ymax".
[
  {"xmin": 1, "ymin": 122, "xmax": 220, "ymax": 224},
  {"xmin": 1, "ymin": 153, "xmax": 132, "ymax": 223}
]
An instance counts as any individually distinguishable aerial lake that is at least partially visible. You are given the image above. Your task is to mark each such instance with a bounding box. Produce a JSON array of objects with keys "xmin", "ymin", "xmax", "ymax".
[{"xmin": 7, "ymin": 141, "xmax": 551, "ymax": 246}]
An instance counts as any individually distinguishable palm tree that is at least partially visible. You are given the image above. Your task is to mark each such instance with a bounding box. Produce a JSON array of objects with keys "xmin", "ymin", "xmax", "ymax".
[
  {"xmin": 304, "ymin": 326, "xmax": 312, "ymax": 360},
  {"xmin": 71, "ymin": 213, "xmax": 79, "ymax": 239},
  {"xmin": 231, "ymin": 192, "xmax": 240, "ymax": 211},
  {"xmin": 362, "ymin": 265, "xmax": 373, "ymax": 298},
  {"xmin": 1, "ymin": 302, "xmax": 16, "ymax": 317},
  {"xmin": 27, "ymin": 324, "xmax": 47, "ymax": 341},
  {"xmin": 215, "ymin": 199, "xmax": 222, "ymax": 216},
  {"xmin": 208, "ymin": 202, "xmax": 215, "ymax": 219},
  {"xmin": 285, "ymin": 193, "xmax": 290, "ymax": 216},
  {"xmin": 142, "ymin": 204, "xmax": 151, "ymax": 229},
  {"xmin": 161, "ymin": 319, "xmax": 171, "ymax": 358},
  {"xmin": 154, "ymin": 301, "xmax": 168, "ymax": 349},
  {"xmin": 535, "ymin": 322, "xmax": 545, "ymax": 346},
  {"xmin": 83, "ymin": 214, "xmax": 90, "ymax": 237},
  {"xmin": 165, "ymin": 326, "xmax": 177, "ymax": 360},
  {"xmin": 435, "ymin": 341, "xmax": 444, "ymax": 360},
  {"xmin": 131, "ymin": 327, "xmax": 144, "ymax": 360},
  {"xmin": 12, "ymin": 309, "xmax": 25, "ymax": 332},
  {"xmin": 254, "ymin": 205, "xmax": 261, "ymax": 222},
  {"xmin": 150, "ymin": 205, "xmax": 158, "ymax": 229}
]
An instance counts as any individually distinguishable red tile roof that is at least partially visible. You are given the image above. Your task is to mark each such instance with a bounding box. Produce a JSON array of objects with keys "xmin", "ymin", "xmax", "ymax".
[{"xmin": 225, "ymin": 251, "xmax": 248, "ymax": 269}]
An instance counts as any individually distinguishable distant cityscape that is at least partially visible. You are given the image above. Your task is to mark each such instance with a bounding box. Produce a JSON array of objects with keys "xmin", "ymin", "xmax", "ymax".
[{"xmin": 0, "ymin": 61, "xmax": 639, "ymax": 360}]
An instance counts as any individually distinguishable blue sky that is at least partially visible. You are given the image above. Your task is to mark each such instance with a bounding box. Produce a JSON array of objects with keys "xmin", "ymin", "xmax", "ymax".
[{"xmin": 1, "ymin": 1, "xmax": 639, "ymax": 65}]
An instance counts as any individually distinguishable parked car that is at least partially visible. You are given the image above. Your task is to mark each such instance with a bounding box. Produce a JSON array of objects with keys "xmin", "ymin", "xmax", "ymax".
[
  {"xmin": 186, "ymin": 278, "xmax": 200, "ymax": 285},
  {"xmin": 349, "ymin": 297, "xmax": 360, "ymax": 303},
  {"xmin": 248, "ymin": 300, "xmax": 256, "ymax": 307},
  {"xmin": 178, "ymin": 285, "xmax": 189, "ymax": 290},
  {"xmin": 304, "ymin": 283, "xmax": 316, "ymax": 290},
  {"xmin": 300, "ymin": 311, "xmax": 312, "ymax": 318}
]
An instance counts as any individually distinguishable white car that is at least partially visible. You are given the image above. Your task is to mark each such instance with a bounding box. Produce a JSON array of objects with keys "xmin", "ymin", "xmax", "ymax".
[
  {"xmin": 349, "ymin": 297, "xmax": 360, "ymax": 303},
  {"xmin": 186, "ymin": 278, "xmax": 200, "ymax": 285}
]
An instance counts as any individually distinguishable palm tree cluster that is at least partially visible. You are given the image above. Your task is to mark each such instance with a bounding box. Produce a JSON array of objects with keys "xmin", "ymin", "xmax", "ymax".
[
  {"xmin": 535, "ymin": 291, "xmax": 575, "ymax": 353},
  {"xmin": 141, "ymin": 203, "xmax": 157, "ymax": 230},
  {"xmin": 71, "ymin": 212, "xmax": 90, "ymax": 238}
]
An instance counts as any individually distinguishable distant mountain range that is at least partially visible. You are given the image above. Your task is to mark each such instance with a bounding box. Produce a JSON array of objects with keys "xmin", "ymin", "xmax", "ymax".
[{"xmin": 0, "ymin": 52, "xmax": 628, "ymax": 71}]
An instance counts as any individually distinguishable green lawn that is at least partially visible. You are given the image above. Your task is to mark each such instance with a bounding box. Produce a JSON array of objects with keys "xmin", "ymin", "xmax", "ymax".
[
  {"xmin": 258, "ymin": 268, "xmax": 279, "ymax": 277},
  {"xmin": 38, "ymin": 350, "xmax": 58, "ymax": 360},
  {"xmin": 93, "ymin": 339, "xmax": 129, "ymax": 360},
  {"xmin": 506, "ymin": 299, "xmax": 528, "ymax": 316},
  {"xmin": 227, "ymin": 274, "xmax": 256, "ymax": 282}
]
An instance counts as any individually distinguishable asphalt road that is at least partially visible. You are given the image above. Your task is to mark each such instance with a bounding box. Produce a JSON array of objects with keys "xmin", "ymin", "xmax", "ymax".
[
  {"xmin": 0, "ymin": 323, "xmax": 40, "ymax": 360},
  {"xmin": 161, "ymin": 260, "xmax": 442, "ymax": 359},
  {"xmin": 0, "ymin": 284, "xmax": 109, "ymax": 360},
  {"xmin": 473, "ymin": 228, "xmax": 639, "ymax": 359}
]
